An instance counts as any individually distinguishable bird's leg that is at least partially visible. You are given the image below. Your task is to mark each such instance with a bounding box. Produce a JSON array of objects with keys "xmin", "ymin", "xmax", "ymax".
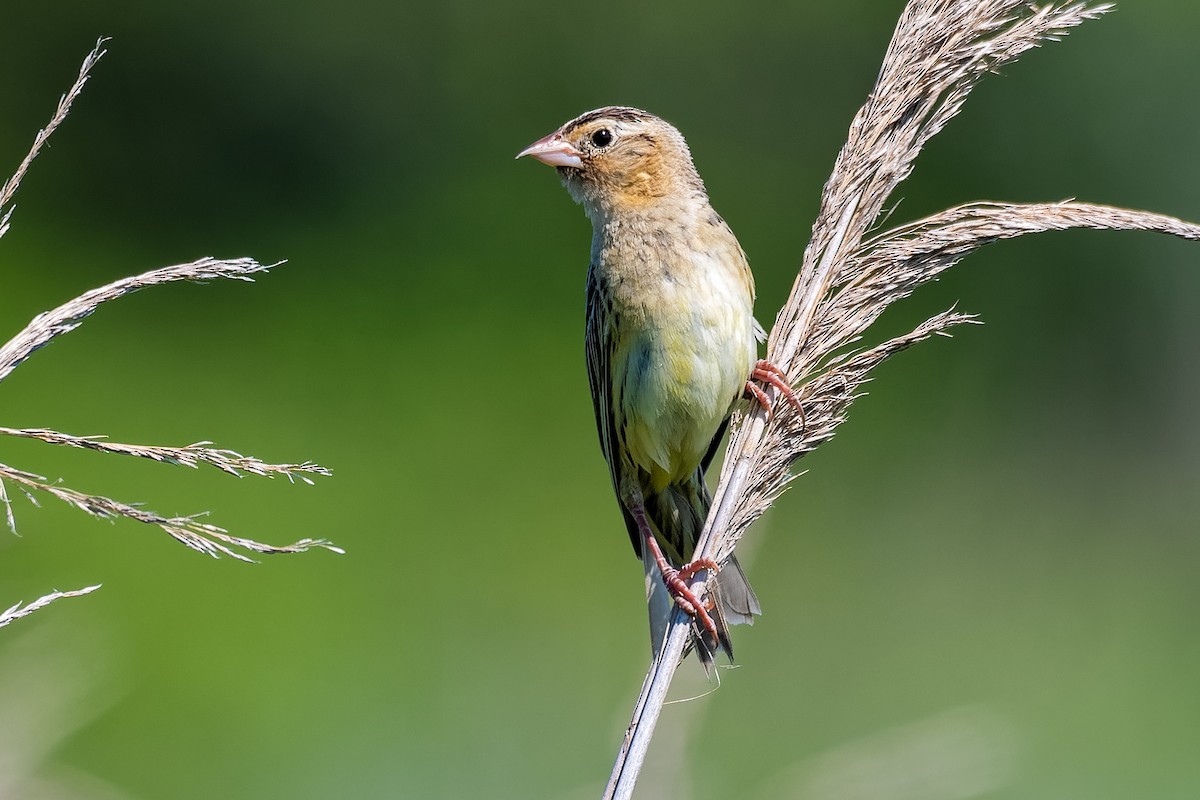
[
  {"xmin": 746, "ymin": 359, "xmax": 804, "ymax": 425},
  {"xmin": 629, "ymin": 503, "xmax": 720, "ymax": 642}
]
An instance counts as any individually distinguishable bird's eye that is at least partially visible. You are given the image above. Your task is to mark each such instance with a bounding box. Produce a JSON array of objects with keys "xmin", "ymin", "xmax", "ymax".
[{"xmin": 591, "ymin": 128, "xmax": 613, "ymax": 148}]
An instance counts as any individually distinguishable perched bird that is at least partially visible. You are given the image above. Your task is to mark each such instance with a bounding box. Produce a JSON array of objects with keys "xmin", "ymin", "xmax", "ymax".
[{"xmin": 517, "ymin": 107, "xmax": 797, "ymax": 663}]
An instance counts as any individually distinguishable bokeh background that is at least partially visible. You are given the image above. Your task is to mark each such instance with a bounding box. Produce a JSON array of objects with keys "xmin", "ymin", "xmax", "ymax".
[{"xmin": 1, "ymin": 2, "xmax": 1199, "ymax": 798}]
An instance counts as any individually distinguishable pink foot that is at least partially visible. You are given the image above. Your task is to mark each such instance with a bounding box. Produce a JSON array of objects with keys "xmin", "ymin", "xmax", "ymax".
[
  {"xmin": 643, "ymin": 529, "xmax": 720, "ymax": 643},
  {"xmin": 659, "ymin": 557, "xmax": 721, "ymax": 642},
  {"xmin": 746, "ymin": 359, "xmax": 803, "ymax": 420}
]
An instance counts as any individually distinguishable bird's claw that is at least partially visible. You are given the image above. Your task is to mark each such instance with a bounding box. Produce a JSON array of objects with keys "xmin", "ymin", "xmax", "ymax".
[
  {"xmin": 660, "ymin": 557, "xmax": 720, "ymax": 643},
  {"xmin": 746, "ymin": 359, "xmax": 804, "ymax": 423}
]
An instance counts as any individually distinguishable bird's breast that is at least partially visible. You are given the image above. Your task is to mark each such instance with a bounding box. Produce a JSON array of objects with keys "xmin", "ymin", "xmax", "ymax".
[{"xmin": 600, "ymin": 234, "xmax": 757, "ymax": 490}]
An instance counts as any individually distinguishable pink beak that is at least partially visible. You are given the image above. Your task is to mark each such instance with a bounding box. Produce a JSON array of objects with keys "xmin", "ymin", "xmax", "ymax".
[{"xmin": 516, "ymin": 130, "xmax": 583, "ymax": 168}]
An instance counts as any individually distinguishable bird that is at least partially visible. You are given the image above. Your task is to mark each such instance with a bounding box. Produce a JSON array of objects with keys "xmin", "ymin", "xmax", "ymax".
[{"xmin": 517, "ymin": 106, "xmax": 799, "ymax": 664}]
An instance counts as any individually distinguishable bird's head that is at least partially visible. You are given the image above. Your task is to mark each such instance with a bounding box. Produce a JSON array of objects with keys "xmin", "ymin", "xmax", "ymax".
[{"xmin": 517, "ymin": 106, "xmax": 704, "ymax": 218}]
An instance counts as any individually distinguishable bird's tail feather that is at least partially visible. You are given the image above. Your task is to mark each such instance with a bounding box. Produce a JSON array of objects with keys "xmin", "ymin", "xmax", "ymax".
[{"xmin": 714, "ymin": 554, "xmax": 761, "ymax": 626}]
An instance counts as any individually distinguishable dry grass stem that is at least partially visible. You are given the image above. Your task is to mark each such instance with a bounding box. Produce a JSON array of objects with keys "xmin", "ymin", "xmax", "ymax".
[
  {"xmin": 1, "ymin": 41, "xmax": 336, "ymax": 626},
  {"xmin": 0, "ymin": 257, "xmax": 333, "ymax": 560},
  {"xmin": 0, "ymin": 477, "xmax": 16, "ymax": 535},
  {"xmin": 0, "ymin": 586, "xmax": 101, "ymax": 630},
  {"xmin": 0, "ymin": 461, "xmax": 340, "ymax": 561},
  {"xmin": 0, "ymin": 427, "xmax": 331, "ymax": 483},
  {"xmin": 0, "ymin": 39, "xmax": 105, "ymax": 241},
  {"xmin": 0, "ymin": 256, "xmax": 279, "ymax": 383},
  {"xmin": 605, "ymin": 2, "xmax": 1200, "ymax": 798}
]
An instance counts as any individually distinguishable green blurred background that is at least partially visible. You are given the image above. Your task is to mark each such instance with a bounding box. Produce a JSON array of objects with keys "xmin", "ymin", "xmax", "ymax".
[{"xmin": 1, "ymin": 1, "xmax": 1198, "ymax": 798}]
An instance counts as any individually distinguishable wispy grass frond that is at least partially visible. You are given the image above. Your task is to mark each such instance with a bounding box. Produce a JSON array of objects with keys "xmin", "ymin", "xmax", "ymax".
[
  {"xmin": 0, "ymin": 586, "xmax": 101, "ymax": 630},
  {"xmin": 0, "ymin": 38, "xmax": 105, "ymax": 241},
  {"xmin": 0, "ymin": 427, "xmax": 331, "ymax": 482},
  {"xmin": 0, "ymin": 462, "xmax": 340, "ymax": 561},
  {"xmin": 0, "ymin": 255, "xmax": 331, "ymax": 561},
  {"xmin": 0, "ymin": 257, "xmax": 279, "ymax": 383},
  {"xmin": 1, "ymin": 41, "xmax": 336, "ymax": 627},
  {"xmin": 792, "ymin": 2, "xmax": 1113, "ymax": 317}
]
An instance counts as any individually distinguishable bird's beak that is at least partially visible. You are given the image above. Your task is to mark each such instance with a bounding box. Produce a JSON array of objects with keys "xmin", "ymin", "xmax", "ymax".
[{"xmin": 516, "ymin": 131, "xmax": 583, "ymax": 168}]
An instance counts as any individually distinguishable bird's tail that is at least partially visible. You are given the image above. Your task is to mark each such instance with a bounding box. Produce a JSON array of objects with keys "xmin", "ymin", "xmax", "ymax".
[{"xmin": 643, "ymin": 479, "xmax": 762, "ymax": 666}]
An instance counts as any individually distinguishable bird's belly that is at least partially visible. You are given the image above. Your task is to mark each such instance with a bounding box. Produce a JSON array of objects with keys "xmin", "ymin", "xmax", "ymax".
[{"xmin": 616, "ymin": 290, "xmax": 755, "ymax": 490}]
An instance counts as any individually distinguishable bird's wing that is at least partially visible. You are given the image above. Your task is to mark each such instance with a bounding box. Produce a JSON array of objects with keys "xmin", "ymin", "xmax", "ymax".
[
  {"xmin": 708, "ymin": 208, "xmax": 757, "ymax": 302},
  {"xmin": 585, "ymin": 265, "xmax": 642, "ymax": 557},
  {"xmin": 752, "ymin": 317, "xmax": 768, "ymax": 343}
]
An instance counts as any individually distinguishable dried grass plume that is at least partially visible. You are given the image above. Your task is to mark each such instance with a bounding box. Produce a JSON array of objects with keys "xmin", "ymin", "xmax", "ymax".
[
  {"xmin": 604, "ymin": 3, "xmax": 1200, "ymax": 798},
  {"xmin": 1, "ymin": 39, "xmax": 337, "ymax": 629}
]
